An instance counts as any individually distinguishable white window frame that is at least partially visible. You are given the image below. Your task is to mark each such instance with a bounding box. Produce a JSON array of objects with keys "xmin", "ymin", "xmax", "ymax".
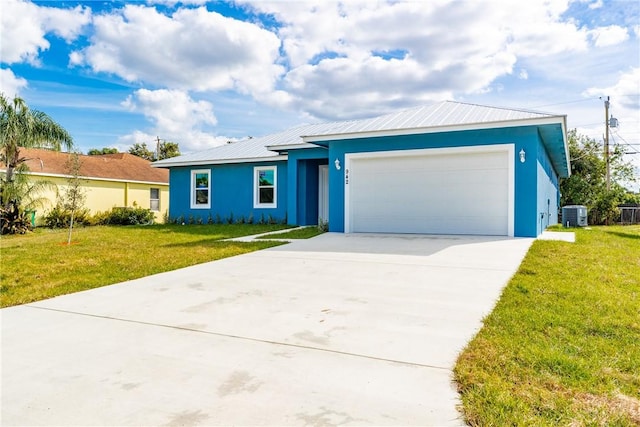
[
  {"xmin": 150, "ymin": 187, "xmax": 160, "ymax": 211},
  {"xmin": 191, "ymin": 169, "xmax": 211, "ymax": 209},
  {"xmin": 254, "ymin": 166, "xmax": 277, "ymax": 208}
]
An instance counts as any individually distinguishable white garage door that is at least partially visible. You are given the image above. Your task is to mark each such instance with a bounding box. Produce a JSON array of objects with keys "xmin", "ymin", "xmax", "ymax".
[{"xmin": 346, "ymin": 146, "xmax": 513, "ymax": 236}]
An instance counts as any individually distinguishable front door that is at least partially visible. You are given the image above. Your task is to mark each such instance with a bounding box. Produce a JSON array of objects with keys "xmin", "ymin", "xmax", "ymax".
[{"xmin": 318, "ymin": 165, "xmax": 329, "ymax": 225}]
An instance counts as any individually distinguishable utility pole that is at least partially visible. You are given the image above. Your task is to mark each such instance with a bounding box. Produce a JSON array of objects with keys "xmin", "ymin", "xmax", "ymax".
[
  {"xmin": 156, "ymin": 136, "xmax": 161, "ymax": 161},
  {"xmin": 604, "ymin": 96, "xmax": 610, "ymax": 191}
]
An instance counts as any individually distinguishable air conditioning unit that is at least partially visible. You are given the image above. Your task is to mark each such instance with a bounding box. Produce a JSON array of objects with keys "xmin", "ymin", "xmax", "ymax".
[{"xmin": 562, "ymin": 205, "xmax": 588, "ymax": 227}]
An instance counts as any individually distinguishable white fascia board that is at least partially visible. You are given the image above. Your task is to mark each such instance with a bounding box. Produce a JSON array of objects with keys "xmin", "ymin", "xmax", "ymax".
[
  {"xmin": 302, "ymin": 116, "xmax": 566, "ymax": 143},
  {"xmin": 3, "ymin": 170, "xmax": 169, "ymax": 186},
  {"xmin": 265, "ymin": 143, "xmax": 323, "ymax": 152},
  {"xmin": 560, "ymin": 116, "xmax": 571, "ymax": 177},
  {"xmin": 152, "ymin": 155, "xmax": 288, "ymax": 168}
]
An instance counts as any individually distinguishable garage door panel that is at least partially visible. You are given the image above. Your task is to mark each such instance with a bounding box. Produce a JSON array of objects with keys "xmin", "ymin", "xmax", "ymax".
[{"xmin": 348, "ymin": 148, "xmax": 510, "ymax": 235}]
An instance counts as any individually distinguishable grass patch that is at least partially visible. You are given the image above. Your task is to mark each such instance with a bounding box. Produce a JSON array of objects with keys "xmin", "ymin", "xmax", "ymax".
[
  {"xmin": 0, "ymin": 224, "xmax": 289, "ymax": 308},
  {"xmin": 256, "ymin": 226, "xmax": 326, "ymax": 239},
  {"xmin": 454, "ymin": 225, "xmax": 640, "ymax": 426}
]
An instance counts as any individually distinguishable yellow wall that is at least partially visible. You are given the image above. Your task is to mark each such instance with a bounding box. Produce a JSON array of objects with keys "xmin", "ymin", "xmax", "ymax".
[{"xmin": 28, "ymin": 174, "xmax": 169, "ymax": 224}]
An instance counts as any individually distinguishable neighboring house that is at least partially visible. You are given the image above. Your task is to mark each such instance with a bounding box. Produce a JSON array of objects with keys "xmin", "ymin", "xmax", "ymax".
[
  {"xmin": 2, "ymin": 148, "xmax": 169, "ymax": 223},
  {"xmin": 153, "ymin": 101, "xmax": 569, "ymax": 237}
]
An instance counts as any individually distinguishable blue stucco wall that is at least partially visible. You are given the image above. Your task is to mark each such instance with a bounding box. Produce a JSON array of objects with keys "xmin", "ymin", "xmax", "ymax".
[
  {"xmin": 166, "ymin": 125, "xmax": 561, "ymax": 236},
  {"xmin": 536, "ymin": 135, "xmax": 560, "ymax": 234},
  {"xmin": 168, "ymin": 161, "xmax": 288, "ymax": 223},
  {"xmin": 286, "ymin": 148, "xmax": 328, "ymax": 226},
  {"xmin": 325, "ymin": 126, "xmax": 547, "ymax": 237}
]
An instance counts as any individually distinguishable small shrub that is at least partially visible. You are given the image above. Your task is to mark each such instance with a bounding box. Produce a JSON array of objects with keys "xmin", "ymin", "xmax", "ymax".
[
  {"xmin": 259, "ymin": 213, "xmax": 266, "ymax": 225},
  {"xmin": 226, "ymin": 211, "xmax": 234, "ymax": 224},
  {"xmin": 43, "ymin": 204, "xmax": 91, "ymax": 229},
  {"xmin": 207, "ymin": 213, "xmax": 214, "ymax": 224},
  {"xmin": 247, "ymin": 212, "xmax": 254, "ymax": 224},
  {"xmin": 318, "ymin": 220, "xmax": 329, "ymax": 232},
  {"xmin": 215, "ymin": 213, "xmax": 222, "ymax": 224},
  {"xmin": 0, "ymin": 203, "xmax": 32, "ymax": 235},
  {"xmin": 93, "ymin": 206, "xmax": 155, "ymax": 226}
]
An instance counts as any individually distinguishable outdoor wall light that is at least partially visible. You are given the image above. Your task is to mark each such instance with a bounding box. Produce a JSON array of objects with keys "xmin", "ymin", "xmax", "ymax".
[
  {"xmin": 334, "ymin": 158, "xmax": 341, "ymax": 170},
  {"xmin": 519, "ymin": 149, "xmax": 526, "ymax": 163}
]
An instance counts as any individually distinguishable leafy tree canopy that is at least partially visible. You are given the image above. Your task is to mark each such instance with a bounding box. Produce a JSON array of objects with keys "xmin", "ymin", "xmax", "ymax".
[
  {"xmin": 1, "ymin": 94, "xmax": 73, "ymax": 233},
  {"xmin": 560, "ymin": 129, "xmax": 638, "ymax": 224},
  {"xmin": 87, "ymin": 147, "xmax": 118, "ymax": 155},
  {"xmin": 128, "ymin": 140, "xmax": 180, "ymax": 161}
]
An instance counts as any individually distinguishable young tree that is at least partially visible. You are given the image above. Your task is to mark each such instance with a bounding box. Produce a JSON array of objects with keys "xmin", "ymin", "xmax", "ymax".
[
  {"xmin": 62, "ymin": 152, "xmax": 86, "ymax": 244},
  {"xmin": 560, "ymin": 129, "xmax": 637, "ymax": 224}
]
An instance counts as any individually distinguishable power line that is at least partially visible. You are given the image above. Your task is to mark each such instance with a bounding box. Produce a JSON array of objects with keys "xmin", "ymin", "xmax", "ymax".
[
  {"xmin": 530, "ymin": 97, "xmax": 600, "ymax": 109},
  {"xmin": 611, "ymin": 133, "xmax": 640, "ymax": 154}
]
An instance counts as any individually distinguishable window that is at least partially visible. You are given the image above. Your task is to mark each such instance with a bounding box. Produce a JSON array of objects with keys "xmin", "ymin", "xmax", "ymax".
[
  {"xmin": 150, "ymin": 188, "xmax": 160, "ymax": 211},
  {"xmin": 191, "ymin": 169, "xmax": 210, "ymax": 209},
  {"xmin": 254, "ymin": 166, "xmax": 277, "ymax": 208}
]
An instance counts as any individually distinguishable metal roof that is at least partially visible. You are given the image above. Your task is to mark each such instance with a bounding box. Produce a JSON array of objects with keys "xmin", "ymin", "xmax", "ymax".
[
  {"xmin": 299, "ymin": 101, "xmax": 560, "ymax": 141},
  {"xmin": 152, "ymin": 126, "xmax": 306, "ymax": 167},
  {"xmin": 153, "ymin": 101, "xmax": 568, "ymax": 175}
]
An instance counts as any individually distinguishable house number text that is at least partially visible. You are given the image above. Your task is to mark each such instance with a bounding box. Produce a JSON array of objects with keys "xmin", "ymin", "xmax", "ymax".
[{"xmin": 345, "ymin": 168, "xmax": 349, "ymax": 185}]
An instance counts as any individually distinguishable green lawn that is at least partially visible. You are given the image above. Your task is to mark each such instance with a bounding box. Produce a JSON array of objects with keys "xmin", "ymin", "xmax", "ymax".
[
  {"xmin": 454, "ymin": 225, "xmax": 640, "ymax": 426},
  {"xmin": 256, "ymin": 226, "xmax": 326, "ymax": 239},
  {"xmin": 0, "ymin": 224, "xmax": 289, "ymax": 308}
]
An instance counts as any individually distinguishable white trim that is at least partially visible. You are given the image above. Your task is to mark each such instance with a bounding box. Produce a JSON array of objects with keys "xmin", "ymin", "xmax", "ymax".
[
  {"xmin": 560, "ymin": 117, "xmax": 570, "ymax": 177},
  {"xmin": 0, "ymin": 170, "xmax": 168, "ymax": 186},
  {"xmin": 344, "ymin": 144, "xmax": 515, "ymax": 237},
  {"xmin": 190, "ymin": 169, "xmax": 211, "ymax": 209},
  {"xmin": 150, "ymin": 187, "xmax": 160, "ymax": 212},
  {"xmin": 152, "ymin": 155, "xmax": 288, "ymax": 168},
  {"xmin": 253, "ymin": 166, "xmax": 277, "ymax": 209},
  {"xmin": 318, "ymin": 164, "xmax": 329, "ymax": 223},
  {"xmin": 265, "ymin": 143, "xmax": 323, "ymax": 152},
  {"xmin": 304, "ymin": 116, "xmax": 565, "ymax": 144}
]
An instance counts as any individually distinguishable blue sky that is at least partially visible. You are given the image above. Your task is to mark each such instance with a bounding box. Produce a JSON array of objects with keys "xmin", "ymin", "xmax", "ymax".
[{"xmin": 1, "ymin": 0, "xmax": 639, "ymax": 186}]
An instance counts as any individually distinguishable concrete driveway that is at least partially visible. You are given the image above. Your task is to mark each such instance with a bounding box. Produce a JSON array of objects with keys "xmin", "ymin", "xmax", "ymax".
[{"xmin": 1, "ymin": 233, "xmax": 533, "ymax": 426}]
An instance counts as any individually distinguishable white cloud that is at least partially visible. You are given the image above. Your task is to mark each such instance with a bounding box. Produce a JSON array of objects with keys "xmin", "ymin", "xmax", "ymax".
[
  {"xmin": 71, "ymin": 5, "xmax": 283, "ymax": 97},
  {"xmin": 240, "ymin": 0, "xmax": 590, "ymax": 119},
  {"xmin": 0, "ymin": 68, "xmax": 28, "ymax": 98},
  {"xmin": 0, "ymin": 0, "xmax": 90, "ymax": 65},
  {"xmin": 518, "ymin": 69, "xmax": 529, "ymax": 80},
  {"xmin": 120, "ymin": 88, "xmax": 224, "ymax": 152},
  {"xmin": 584, "ymin": 67, "xmax": 640, "ymax": 111},
  {"xmin": 583, "ymin": 68, "xmax": 640, "ymax": 188},
  {"xmin": 588, "ymin": 0, "xmax": 604, "ymax": 9},
  {"xmin": 147, "ymin": 0, "xmax": 209, "ymax": 5},
  {"xmin": 590, "ymin": 25, "xmax": 629, "ymax": 47}
]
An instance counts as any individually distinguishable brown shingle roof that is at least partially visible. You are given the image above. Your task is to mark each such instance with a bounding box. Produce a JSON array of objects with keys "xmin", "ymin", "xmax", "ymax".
[{"xmin": 2, "ymin": 148, "xmax": 168, "ymax": 184}]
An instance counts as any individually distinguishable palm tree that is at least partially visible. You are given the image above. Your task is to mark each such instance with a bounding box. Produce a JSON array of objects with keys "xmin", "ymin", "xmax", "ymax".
[{"xmin": 1, "ymin": 93, "xmax": 74, "ymax": 210}]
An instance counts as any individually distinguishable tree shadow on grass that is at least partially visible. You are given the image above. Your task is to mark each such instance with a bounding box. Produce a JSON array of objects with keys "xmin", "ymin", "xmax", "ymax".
[{"xmin": 603, "ymin": 230, "xmax": 640, "ymax": 240}]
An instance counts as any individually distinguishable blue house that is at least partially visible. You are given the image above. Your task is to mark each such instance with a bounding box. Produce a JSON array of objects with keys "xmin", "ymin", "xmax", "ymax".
[{"xmin": 153, "ymin": 101, "xmax": 569, "ymax": 237}]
